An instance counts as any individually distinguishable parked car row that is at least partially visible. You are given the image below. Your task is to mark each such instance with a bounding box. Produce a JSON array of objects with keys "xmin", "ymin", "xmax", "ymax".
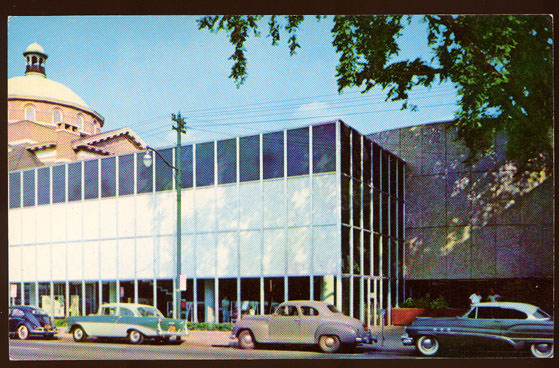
[{"xmin": 10, "ymin": 301, "xmax": 553, "ymax": 358}]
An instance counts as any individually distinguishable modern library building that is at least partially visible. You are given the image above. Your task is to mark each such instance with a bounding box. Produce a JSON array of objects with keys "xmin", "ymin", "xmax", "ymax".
[{"xmin": 8, "ymin": 120, "xmax": 406, "ymax": 325}]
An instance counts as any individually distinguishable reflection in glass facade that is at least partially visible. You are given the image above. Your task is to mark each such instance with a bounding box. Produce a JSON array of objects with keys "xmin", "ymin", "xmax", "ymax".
[
  {"xmin": 9, "ymin": 172, "xmax": 20, "ymax": 209},
  {"xmin": 155, "ymin": 148, "xmax": 173, "ymax": 192},
  {"xmin": 119, "ymin": 154, "xmax": 134, "ymax": 196},
  {"xmin": 312, "ymin": 123, "xmax": 336, "ymax": 173},
  {"xmin": 37, "ymin": 167, "xmax": 50, "ymax": 205},
  {"xmin": 196, "ymin": 142, "xmax": 215, "ymax": 187},
  {"xmin": 263, "ymin": 131, "xmax": 284, "ymax": 179},
  {"xmin": 68, "ymin": 162, "xmax": 82, "ymax": 202},
  {"xmin": 52, "ymin": 165, "xmax": 65, "ymax": 203},
  {"xmin": 239, "ymin": 135, "xmax": 260, "ymax": 182},
  {"xmin": 180, "ymin": 145, "xmax": 193, "ymax": 188},
  {"xmin": 217, "ymin": 139, "xmax": 236, "ymax": 184},
  {"xmin": 84, "ymin": 160, "xmax": 98, "ymax": 200},
  {"xmin": 101, "ymin": 157, "xmax": 116, "ymax": 197},
  {"xmin": 287, "ymin": 127, "xmax": 309, "ymax": 176},
  {"xmin": 23, "ymin": 170, "xmax": 35, "ymax": 207}
]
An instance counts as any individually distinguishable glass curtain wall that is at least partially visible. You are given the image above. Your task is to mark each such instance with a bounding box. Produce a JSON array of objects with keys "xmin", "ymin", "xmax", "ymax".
[{"xmin": 339, "ymin": 122, "xmax": 404, "ymax": 324}]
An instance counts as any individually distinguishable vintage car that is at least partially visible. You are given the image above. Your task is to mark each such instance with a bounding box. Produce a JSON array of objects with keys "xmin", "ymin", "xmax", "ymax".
[
  {"xmin": 230, "ymin": 300, "xmax": 376, "ymax": 353},
  {"xmin": 9, "ymin": 306, "xmax": 57, "ymax": 340},
  {"xmin": 401, "ymin": 302, "xmax": 553, "ymax": 358},
  {"xmin": 66, "ymin": 303, "xmax": 188, "ymax": 344}
]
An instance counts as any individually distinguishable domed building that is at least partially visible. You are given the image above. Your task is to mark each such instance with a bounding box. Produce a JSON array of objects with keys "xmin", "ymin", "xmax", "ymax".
[{"xmin": 8, "ymin": 43, "xmax": 146, "ymax": 171}]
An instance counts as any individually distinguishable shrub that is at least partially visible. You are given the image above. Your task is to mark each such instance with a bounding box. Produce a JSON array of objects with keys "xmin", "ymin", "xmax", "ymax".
[
  {"xmin": 399, "ymin": 295, "xmax": 448, "ymax": 309},
  {"xmin": 187, "ymin": 322, "xmax": 234, "ymax": 331}
]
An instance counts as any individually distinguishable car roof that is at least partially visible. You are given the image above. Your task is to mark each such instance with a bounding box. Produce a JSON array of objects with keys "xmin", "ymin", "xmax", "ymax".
[
  {"xmin": 472, "ymin": 302, "xmax": 540, "ymax": 314},
  {"xmin": 281, "ymin": 300, "xmax": 332, "ymax": 308},
  {"xmin": 100, "ymin": 303, "xmax": 157, "ymax": 309}
]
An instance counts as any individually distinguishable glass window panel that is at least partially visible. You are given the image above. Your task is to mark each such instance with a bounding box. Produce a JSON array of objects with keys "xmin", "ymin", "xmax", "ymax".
[
  {"xmin": 68, "ymin": 162, "xmax": 82, "ymax": 201},
  {"xmin": 390, "ymin": 155, "xmax": 397, "ymax": 195},
  {"xmin": 101, "ymin": 157, "xmax": 116, "ymax": 198},
  {"xmin": 341, "ymin": 176, "xmax": 350, "ymax": 225},
  {"xmin": 137, "ymin": 153, "xmax": 153, "ymax": 193},
  {"xmin": 217, "ymin": 139, "xmax": 237, "ymax": 184},
  {"xmin": 363, "ymin": 139, "xmax": 371, "ymax": 184},
  {"xmin": 263, "ymin": 131, "xmax": 284, "ymax": 179},
  {"xmin": 390, "ymin": 197, "xmax": 397, "ymax": 238},
  {"xmin": 196, "ymin": 142, "xmax": 215, "ymax": 187},
  {"xmin": 287, "ymin": 127, "xmax": 309, "ymax": 176},
  {"xmin": 382, "ymin": 237, "xmax": 390, "ymax": 276},
  {"xmin": 239, "ymin": 135, "xmax": 260, "ymax": 182},
  {"xmin": 373, "ymin": 234, "xmax": 380, "ymax": 276},
  {"xmin": 155, "ymin": 148, "xmax": 173, "ymax": 191},
  {"xmin": 353, "ymin": 228, "xmax": 361, "ymax": 274},
  {"xmin": 382, "ymin": 151, "xmax": 389, "ymax": 193},
  {"xmin": 23, "ymin": 170, "xmax": 35, "ymax": 207},
  {"xmin": 364, "ymin": 231, "xmax": 371, "ymax": 275},
  {"xmin": 398, "ymin": 160, "xmax": 404, "ymax": 199},
  {"xmin": 341, "ymin": 226, "xmax": 350, "ymax": 274},
  {"xmin": 372, "ymin": 143, "xmax": 380, "ymax": 189},
  {"xmin": 118, "ymin": 154, "xmax": 134, "ymax": 196},
  {"xmin": 398, "ymin": 200, "xmax": 404, "ymax": 240},
  {"xmin": 340, "ymin": 124, "xmax": 351, "ymax": 175},
  {"xmin": 37, "ymin": 167, "xmax": 50, "ymax": 205},
  {"xmin": 352, "ymin": 179, "xmax": 361, "ymax": 226},
  {"xmin": 382, "ymin": 193, "xmax": 389, "ymax": 235},
  {"xmin": 84, "ymin": 160, "xmax": 99, "ymax": 199},
  {"xmin": 180, "ymin": 145, "xmax": 193, "ymax": 188},
  {"xmin": 52, "ymin": 165, "xmax": 66, "ymax": 203},
  {"xmin": 9, "ymin": 172, "xmax": 21, "ymax": 208},
  {"xmin": 312, "ymin": 123, "xmax": 336, "ymax": 173},
  {"xmin": 372, "ymin": 189, "xmax": 380, "ymax": 232},
  {"xmin": 352, "ymin": 129, "xmax": 361, "ymax": 179},
  {"xmin": 363, "ymin": 184, "xmax": 371, "ymax": 230}
]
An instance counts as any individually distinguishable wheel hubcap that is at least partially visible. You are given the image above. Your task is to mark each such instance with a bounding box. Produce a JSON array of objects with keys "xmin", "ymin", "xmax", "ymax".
[
  {"xmin": 536, "ymin": 344, "xmax": 551, "ymax": 354},
  {"xmin": 325, "ymin": 337, "xmax": 335, "ymax": 347},
  {"xmin": 422, "ymin": 338, "xmax": 434, "ymax": 349}
]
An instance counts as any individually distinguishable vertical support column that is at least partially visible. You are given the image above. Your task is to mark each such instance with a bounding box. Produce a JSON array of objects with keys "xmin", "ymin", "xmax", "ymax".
[
  {"xmin": 309, "ymin": 276, "xmax": 314, "ymax": 301},
  {"xmin": 193, "ymin": 279, "xmax": 198, "ymax": 323},
  {"xmin": 50, "ymin": 281, "xmax": 54, "ymax": 316},
  {"xmin": 35, "ymin": 281, "xmax": 39, "ymax": 308},
  {"xmin": 153, "ymin": 278, "xmax": 157, "ymax": 308},
  {"xmin": 336, "ymin": 275, "xmax": 342, "ymax": 311},
  {"xmin": 65, "ymin": 280, "xmax": 69, "ymax": 317},
  {"xmin": 115, "ymin": 280, "xmax": 120, "ymax": 304},
  {"xmin": 366, "ymin": 278, "xmax": 371, "ymax": 329},
  {"xmin": 172, "ymin": 280, "xmax": 177, "ymax": 319},
  {"xmin": 82, "ymin": 280, "xmax": 86, "ymax": 316},
  {"xmin": 238, "ymin": 277, "xmax": 243, "ymax": 318},
  {"xmin": 284, "ymin": 276, "xmax": 288, "ymax": 303},
  {"xmin": 134, "ymin": 279, "xmax": 138, "ymax": 304},
  {"xmin": 335, "ymin": 121, "xmax": 343, "ymax": 313},
  {"xmin": 259, "ymin": 277, "xmax": 264, "ymax": 316},
  {"xmin": 373, "ymin": 279, "xmax": 378, "ymax": 326},
  {"xmin": 214, "ymin": 278, "xmax": 219, "ymax": 323}
]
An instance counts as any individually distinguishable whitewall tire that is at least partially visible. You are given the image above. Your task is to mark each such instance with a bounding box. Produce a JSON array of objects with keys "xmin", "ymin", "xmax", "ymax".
[
  {"xmin": 416, "ymin": 335, "xmax": 440, "ymax": 356},
  {"xmin": 530, "ymin": 343, "xmax": 553, "ymax": 358}
]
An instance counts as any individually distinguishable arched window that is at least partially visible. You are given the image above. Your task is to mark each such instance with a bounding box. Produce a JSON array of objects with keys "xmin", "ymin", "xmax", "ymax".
[
  {"xmin": 25, "ymin": 105, "xmax": 36, "ymax": 122},
  {"xmin": 77, "ymin": 114, "xmax": 84, "ymax": 131},
  {"xmin": 53, "ymin": 109, "xmax": 62, "ymax": 124}
]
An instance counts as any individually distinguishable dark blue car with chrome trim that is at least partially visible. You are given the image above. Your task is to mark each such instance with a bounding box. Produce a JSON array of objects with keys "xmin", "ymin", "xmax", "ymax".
[
  {"xmin": 401, "ymin": 302, "xmax": 553, "ymax": 358},
  {"xmin": 9, "ymin": 306, "xmax": 57, "ymax": 340}
]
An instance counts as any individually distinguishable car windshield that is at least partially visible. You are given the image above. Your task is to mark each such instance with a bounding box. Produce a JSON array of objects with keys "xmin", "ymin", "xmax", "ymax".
[
  {"xmin": 327, "ymin": 304, "xmax": 340, "ymax": 314},
  {"xmin": 137, "ymin": 306, "xmax": 164, "ymax": 318},
  {"xmin": 533, "ymin": 308, "xmax": 551, "ymax": 320}
]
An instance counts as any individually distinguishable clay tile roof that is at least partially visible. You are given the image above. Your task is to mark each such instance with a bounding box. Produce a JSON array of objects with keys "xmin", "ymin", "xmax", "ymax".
[
  {"xmin": 26, "ymin": 141, "xmax": 57, "ymax": 151},
  {"xmin": 73, "ymin": 127, "xmax": 147, "ymax": 149},
  {"xmin": 8, "ymin": 145, "xmax": 45, "ymax": 171}
]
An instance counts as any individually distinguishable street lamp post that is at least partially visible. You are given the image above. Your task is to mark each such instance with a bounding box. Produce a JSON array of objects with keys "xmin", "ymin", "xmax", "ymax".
[{"xmin": 143, "ymin": 112, "xmax": 187, "ymax": 320}]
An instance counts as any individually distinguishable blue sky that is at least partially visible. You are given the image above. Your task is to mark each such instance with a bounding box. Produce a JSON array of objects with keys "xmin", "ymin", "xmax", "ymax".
[{"xmin": 8, "ymin": 15, "xmax": 459, "ymax": 148}]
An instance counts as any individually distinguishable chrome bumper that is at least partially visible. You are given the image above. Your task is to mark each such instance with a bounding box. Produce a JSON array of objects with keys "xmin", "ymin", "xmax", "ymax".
[
  {"xmin": 158, "ymin": 330, "xmax": 189, "ymax": 337},
  {"xmin": 356, "ymin": 331, "xmax": 377, "ymax": 344},
  {"xmin": 401, "ymin": 332, "xmax": 414, "ymax": 346}
]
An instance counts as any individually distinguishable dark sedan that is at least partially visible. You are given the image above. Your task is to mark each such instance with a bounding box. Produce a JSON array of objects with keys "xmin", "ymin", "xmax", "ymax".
[
  {"xmin": 9, "ymin": 306, "xmax": 57, "ymax": 340},
  {"xmin": 401, "ymin": 302, "xmax": 553, "ymax": 358}
]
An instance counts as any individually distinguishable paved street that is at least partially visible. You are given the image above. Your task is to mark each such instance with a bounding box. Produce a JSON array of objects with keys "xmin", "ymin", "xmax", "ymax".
[{"xmin": 9, "ymin": 326, "xmax": 529, "ymax": 360}]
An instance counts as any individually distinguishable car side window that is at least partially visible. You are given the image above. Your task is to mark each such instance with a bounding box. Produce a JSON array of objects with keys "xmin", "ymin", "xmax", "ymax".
[
  {"xmin": 301, "ymin": 306, "xmax": 319, "ymax": 316},
  {"xmin": 493, "ymin": 308, "xmax": 527, "ymax": 319},
  {"xmin": 12, "ymin": 308, "xmax": 25, "ymax": 318},
  {"xmin": 477, "ymin": 307, "xmax": 496, "ymax": 319},
  {"xmin": 102, "ymin": 307, "xmax": 117, "ymax": 316},
  {"xmin": 276, "ymin": 305, "xmax": 299, "ymax": 316},
  {"xmin": 119, "ymin": 307, "xmax": 134, "ymax": 317}
]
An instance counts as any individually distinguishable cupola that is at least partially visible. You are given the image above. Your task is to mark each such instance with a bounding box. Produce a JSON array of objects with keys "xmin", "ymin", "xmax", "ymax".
[{"xmin": 23, "ymin": 42, "xmax": 48, "ymax": 77}]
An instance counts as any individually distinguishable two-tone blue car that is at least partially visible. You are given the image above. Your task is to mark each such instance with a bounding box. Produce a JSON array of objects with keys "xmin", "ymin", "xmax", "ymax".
[
  {"xmin": 9, "ymin": 306, "xmax": 57, "ymax": 340},
  {"xmin": 67, "ymin": 303, "xmax": 188, "ymax": 344},
  {"xmin": 401, "ymin": 302, "xmax": 553, "ymax": 358}
]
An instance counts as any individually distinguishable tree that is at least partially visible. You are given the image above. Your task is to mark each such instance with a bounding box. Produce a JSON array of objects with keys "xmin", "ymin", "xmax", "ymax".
[{"xmin": 197, "ymin": 15, "xmax": 553, "ymax": 173}]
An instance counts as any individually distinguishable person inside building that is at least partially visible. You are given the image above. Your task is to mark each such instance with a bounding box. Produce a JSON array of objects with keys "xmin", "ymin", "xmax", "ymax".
[
  {"xmin": 221, "ymin": 296, "xmax": 230, "ymax": 323},
  {"xmin": 469, "ymin": 290, "xmax": 482, "ymax": 305},
  {"xmin": 487, "ymin": 288, "xmax": 501, "ymax": 302}
]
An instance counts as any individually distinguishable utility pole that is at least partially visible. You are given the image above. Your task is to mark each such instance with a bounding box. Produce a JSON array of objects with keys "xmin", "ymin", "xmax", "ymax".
[{"xmin": 172, "ymin": 112, "xmax": 187, "ymax": 320}]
